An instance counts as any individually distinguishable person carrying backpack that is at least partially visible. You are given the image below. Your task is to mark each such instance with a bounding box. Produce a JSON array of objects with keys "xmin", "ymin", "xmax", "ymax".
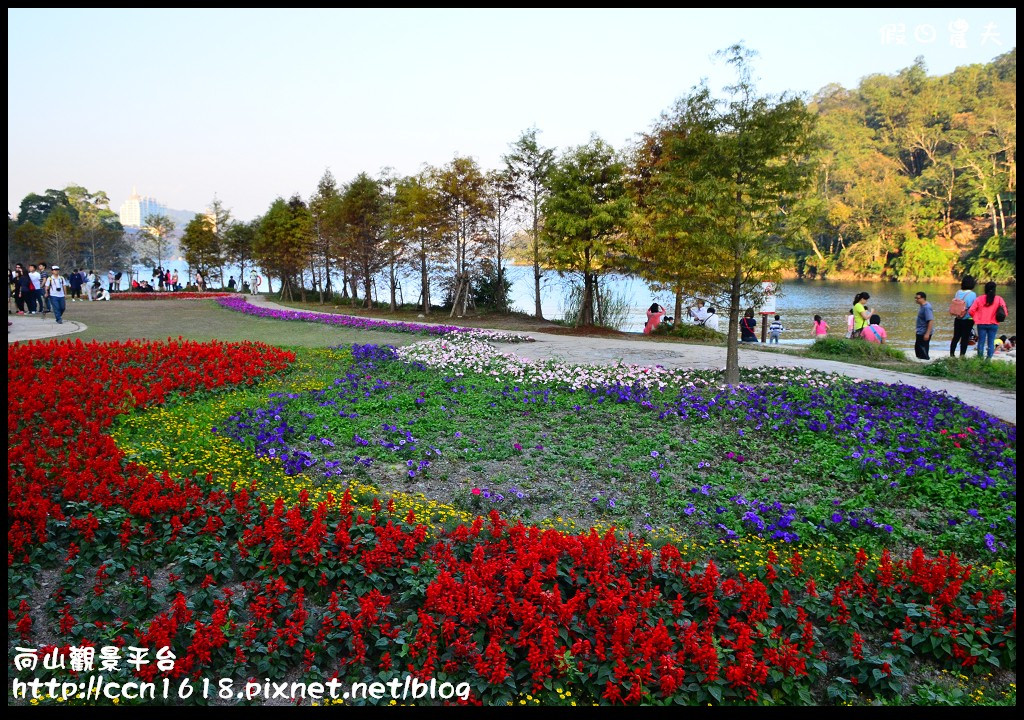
[
  {"xmin": 967, "ymin": 281, "xmax": 1010, "ymax": 361},
  {"xmin": 948, "ymin": 275, "xmax": 978, "ymax": 357}
]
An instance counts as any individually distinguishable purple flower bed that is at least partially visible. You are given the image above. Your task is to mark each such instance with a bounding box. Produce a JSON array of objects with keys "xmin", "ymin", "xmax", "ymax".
[
  {"xmin": 213, "ymin": 343, "xmax": 1016, "ymax": 558},
  {"xmin": 216, "ymin": 296, "xmax": 533, "ymax": 342}
]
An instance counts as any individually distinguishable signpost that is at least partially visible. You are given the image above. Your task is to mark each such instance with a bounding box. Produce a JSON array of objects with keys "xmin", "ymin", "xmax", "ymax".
[{"xmin": 759, "ymin": 282, "xmax": 776, "ymax": 344}]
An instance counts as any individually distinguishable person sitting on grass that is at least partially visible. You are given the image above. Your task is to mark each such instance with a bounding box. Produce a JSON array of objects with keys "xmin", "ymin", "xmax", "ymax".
[{"xmin": 862, "ymin": 314, "xmax": 888, "ymax": 345}]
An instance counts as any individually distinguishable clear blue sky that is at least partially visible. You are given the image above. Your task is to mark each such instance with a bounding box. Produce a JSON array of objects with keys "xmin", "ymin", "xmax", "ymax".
[{"xmin": 7, "ymin": 8, "xmax": 1016, "ymax": 221}]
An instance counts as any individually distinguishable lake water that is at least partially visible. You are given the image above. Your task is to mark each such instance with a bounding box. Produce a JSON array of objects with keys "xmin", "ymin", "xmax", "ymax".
[{"xmin": 132, "ymin": 259, "xmax": 1016, "ymax": 354}]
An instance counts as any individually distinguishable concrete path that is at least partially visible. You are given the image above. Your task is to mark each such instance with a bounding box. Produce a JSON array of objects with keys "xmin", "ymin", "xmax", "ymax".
[
  {"xmin": 7, "ymin": 313, "xmax": 87, "ymax": 343},
  {"xmin": 7, "ymin": 296, "xmax": 1015, "ymax": 424}
]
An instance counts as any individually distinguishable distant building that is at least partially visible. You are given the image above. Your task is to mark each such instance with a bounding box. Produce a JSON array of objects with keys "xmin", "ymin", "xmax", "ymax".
[{"xmin": 119, "ymin": 187, "xmax": 168, "ymax": 228}]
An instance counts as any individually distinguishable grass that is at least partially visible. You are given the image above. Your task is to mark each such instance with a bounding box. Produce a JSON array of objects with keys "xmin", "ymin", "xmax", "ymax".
[
  {"xmin": 806, "ymin": 337, "xmax": 910, "ymax": 362},
  {"xmin": 650, "ymin": 323, "xmax": 726, "ymax": 343},
  {"xmin": 920, "ymin": 355, "xmax": 1017, "ymax": 391},
  {"xmin": 48, "ymin": 297, "xmax": 421, "ymax": 348}
]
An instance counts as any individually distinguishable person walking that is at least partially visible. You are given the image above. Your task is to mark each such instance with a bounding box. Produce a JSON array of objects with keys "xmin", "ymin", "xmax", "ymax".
[
  {"xmin": 768, "ymin": 315, "xmax": 785, "ymax": 344},
  {"xmin": 69, "ymin": 269, "xmax": 83, "ymax": 302},
  {"xmin": 914, "ymin": 292, "xmax": 935, "ymax": 360},
  {"xmin": 35, "ymin": 261, "xmax": 51, "ymax": 314},
  {"xmin": 949, "ymin": 275, "xmax": 978, "ymax": 357},
  {"xmin": 967, "ymin": 281, "xmax": 1010, "ymax": 361},
  {"xmin": 249, "ymin": 271, "xmax": 259, "ymax": 296},
  {"xmin": 27, "ymin": 264, "xmax": 42, "ymax": 314},
  {"xmin": 43, "ymin": 265, "xmax": 68, "ymax": 324}
]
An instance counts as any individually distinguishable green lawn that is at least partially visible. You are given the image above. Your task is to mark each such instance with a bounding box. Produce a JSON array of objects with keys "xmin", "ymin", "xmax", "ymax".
[{"xmin": 62, "ymin": 298, "xmax": 421, "ymax": 348}]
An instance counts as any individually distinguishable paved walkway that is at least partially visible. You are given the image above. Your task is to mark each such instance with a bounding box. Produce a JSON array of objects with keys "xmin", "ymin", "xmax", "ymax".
[
  {"xmin": 7, "ymin": 297, "xmax": 1015, "ymax": 424},
  {"xmin": 7, "ymin": 313, "xmax": 87, "ymax": 343}
]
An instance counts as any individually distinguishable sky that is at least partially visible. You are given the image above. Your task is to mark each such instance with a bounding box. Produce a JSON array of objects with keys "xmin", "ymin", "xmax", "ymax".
[{"xmin": 7, "ymin": 8, "xmax": 1017, "ymax": 222}]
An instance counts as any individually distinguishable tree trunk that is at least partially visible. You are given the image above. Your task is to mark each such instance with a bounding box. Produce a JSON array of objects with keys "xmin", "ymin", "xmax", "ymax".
[
  {"xmin": 364, "ymin": 271, "xmax": 373, "ymax": 310},
  {"xmin": 532, "ymin": 203, "xmax": 543, "ymax": 319},
  {"xmin": 674, "ymin": 285, "xmax": 683, "ymax": 326},
  {"xmin": 420, "ymin": 243, "xmax": 430, "ymax": 315},
  {"xmin": 725, "ymin": 260, "xmax": 743, "ymax": 385},
  {"xmin": 389, "ymin": 262, "xmax": 397, "ymax": 312},
  {"xmin": 578, "ymin": 271, "xmax": 595, "ymax": 328},
  {"xmin": 323, "ymin": 255, "xmax": 332, "ymax": 304}
]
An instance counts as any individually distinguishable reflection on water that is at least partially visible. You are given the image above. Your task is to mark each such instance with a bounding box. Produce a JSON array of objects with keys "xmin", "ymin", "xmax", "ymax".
[{"xmin": 503, "ymin": 267, "xmax": 1017, "ymax": 353}]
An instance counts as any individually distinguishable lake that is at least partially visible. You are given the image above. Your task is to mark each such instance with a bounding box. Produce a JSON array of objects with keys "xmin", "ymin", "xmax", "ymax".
[{"xmin": 131, "ymin": 259, "xmax": 1016, "ymax": 354}]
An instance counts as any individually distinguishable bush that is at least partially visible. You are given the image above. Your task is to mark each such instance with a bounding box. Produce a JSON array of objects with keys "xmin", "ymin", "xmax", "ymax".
[
  {"xmin": 920, "ymin": 355, "xmax": 1017, "ymax": 390},
  {"xmin": 807, "ymin": 337, "xmax": 907, "ymax": 362},
  {"xmin": 652, "ymin": 322, "xmax": 725, "ymax": 343}
]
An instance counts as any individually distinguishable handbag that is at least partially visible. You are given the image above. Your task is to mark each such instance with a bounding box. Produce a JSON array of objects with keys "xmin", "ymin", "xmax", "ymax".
[{"xmin": 995, "ymin": 303, "xmax": 1007, "ymax": 323}]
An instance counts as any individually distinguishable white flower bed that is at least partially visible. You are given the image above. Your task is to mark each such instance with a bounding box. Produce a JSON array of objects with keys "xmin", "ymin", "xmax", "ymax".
[{"xmin": 396, "ymin": 336, "xmax": 841, "ymax": 392}]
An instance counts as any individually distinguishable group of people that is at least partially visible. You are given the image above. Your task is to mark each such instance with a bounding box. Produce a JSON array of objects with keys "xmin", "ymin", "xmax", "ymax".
[
  {"xmin": 643, "ymin": 299, "xmax": 720, "ymax": 334},
  {"xmin": 9, "ymin": 265, "xmax": 113, "ymax": 323},
  {"xmin": 844, "ymin": 279, "xmax": 1011, "ymax": 361},
  {"xmin": 642, "ymin": 278, "xmax": 1012, "ymax": 362},
  {"xmin": 145, "ymin": 267, "xmax": 182, "ymax": 292},
  {"xmin": 9, "ymin": 264, "xmax": 108, "ymax": 325}
]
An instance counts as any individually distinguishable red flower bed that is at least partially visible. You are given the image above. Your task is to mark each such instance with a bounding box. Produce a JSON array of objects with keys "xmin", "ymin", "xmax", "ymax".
[
  {"xmin": 7, "ymin": 338, "xmax": 294, "ymax": 558},
  {"xmin": 6, "ymin": 340, "xmax": 1017, "ymax": 705},
  {"xmin": 112, "ymin": 292, "xmax": 232, "ymax": 300}
]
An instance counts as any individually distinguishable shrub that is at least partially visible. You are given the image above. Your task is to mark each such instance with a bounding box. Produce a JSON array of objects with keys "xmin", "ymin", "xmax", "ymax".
[
  {"xmin": 652, "ymin": 322, "xmax": 725, "ymax": 343},
  {"xmin": 920, "ymin": 355, "xmax": 1017, "ymax": 390},
  {"xmin": 807, "ymin": 338, "xmax": 907, "ymax": 362}
]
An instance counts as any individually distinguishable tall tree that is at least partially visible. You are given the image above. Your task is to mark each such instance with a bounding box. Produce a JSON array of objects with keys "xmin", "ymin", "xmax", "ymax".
[
  {"xmin": 254, "ymin": 196, "xmax": 314, "ymax": 301},
  {"xmin": 140, "ymin": 214, "xmax": 175, "ymax": 273},
  {"xmin": 180, "ymin": 214, "xmax": 221, "ymax": 283},
  {"xmin": 638, "ymin": 44, "xmax": 817, "ymax": 384},
  {"xmin": 542, "ymin": 136, "xmax": 630, "ymax": 327},
  {"xmin": 208, "ymin": 197, "xmax": 232, "ymax": 285},
  {"xmin": 223, "ymin": 220, "xmax": 258, "ymax": 290},
  {"xmin": 309, "ymin": 170, "xmax": 344, "ymax": 304},
  {"xmin": 393, "ymin": 172, "xmax": 444, "ymax": 314},
  {"xmin": 484, "ymin": 168, "xmax": 519, "ymax": 312},
  {"xmin": 433, "ymin": 157, "xmax": 488, "ymax": 316},
  {"xmin": 17, "ymin": 189, "xmax": 75, "ymax": 227},
  {"xmin": 339, "ymin": 173, "xmax": 388, "ymax": 309},
  {"xmin": 505, "ymin": 128, "xmax": 554, "ymax": 319},
  {"xmin": 40, "ymin": 206, "xmax": 80, "ymax": 267}
]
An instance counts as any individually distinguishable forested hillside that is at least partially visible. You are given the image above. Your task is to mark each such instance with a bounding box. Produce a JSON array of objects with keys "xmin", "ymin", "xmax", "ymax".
[{"xmin": 799, "ymin": 49, "xmax": 1015, "ymax": 282}]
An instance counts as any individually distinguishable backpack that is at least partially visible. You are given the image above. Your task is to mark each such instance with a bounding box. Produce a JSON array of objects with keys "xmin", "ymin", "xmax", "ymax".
[{"xmin": 949, "ymin": 292, "xmax": 967, "ymax": 318}]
